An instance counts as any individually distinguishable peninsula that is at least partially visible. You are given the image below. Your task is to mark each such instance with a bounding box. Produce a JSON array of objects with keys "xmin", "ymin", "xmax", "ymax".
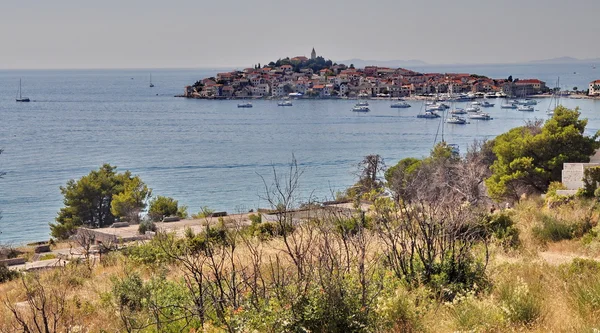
[{"xmin": 183, "ymin": 48, "xmax": 550, "ymax": 99}]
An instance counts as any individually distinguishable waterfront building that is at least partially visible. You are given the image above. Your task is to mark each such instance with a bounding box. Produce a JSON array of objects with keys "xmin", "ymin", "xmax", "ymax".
[{"xmin": 589, "ymin": 80, "xmax": 600, "ymax": 96}]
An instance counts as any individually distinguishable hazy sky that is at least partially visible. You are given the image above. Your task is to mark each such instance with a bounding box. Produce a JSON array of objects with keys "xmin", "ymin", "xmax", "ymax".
[{"xmin": 1, "ymin": 0, "xmax": 598, "ymax": 69}]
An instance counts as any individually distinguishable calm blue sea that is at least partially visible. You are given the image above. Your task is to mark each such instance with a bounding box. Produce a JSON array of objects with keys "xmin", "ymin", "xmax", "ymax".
[{"xmin": 0, "ymin": 64, "xmax": 599, "ymax": 245}]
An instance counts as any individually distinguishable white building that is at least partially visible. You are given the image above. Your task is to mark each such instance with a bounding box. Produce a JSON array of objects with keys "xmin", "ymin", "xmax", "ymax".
[
  {"xmin": 272, "ymin": 84, "xmax": 286, "ymax": 97},
  {"xmin": 589, "ymin": 80, "xmax": 600, "ymax": 96},
  {"xmin": 252, "ymin": 84, "xmax": 270, "ymax": 97}
]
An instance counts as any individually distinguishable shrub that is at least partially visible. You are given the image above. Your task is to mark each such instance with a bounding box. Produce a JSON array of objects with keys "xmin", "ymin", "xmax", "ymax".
[
  {"xmin": 192, "ymin": 206, "xmax": 214, "ymax": 219},
  {"xmin": 254, "ymin": 222, "xmax": 276, "ymax": 240},
  {"xmin": 582, "ymin": 166, "xmax": 600, "ymax": 197},
  {"xmin": 487, "ymin": 213, "xmax": 520, "ymax": 250},
  {"xmin": 497, "ymin": 277, "xmax": 542, "ymax": 326},
  {"xmin": 427, "ymin": 254, "xmax": 490, "ymax": 301},
  {"xmin": 138, "ymin": 220, "xmax": 156, "ymax": 234},
  {"xmin": 561, "ymin": 259, "xmax": 600, "ymax": 320},
  {"xmin": 0, "ymin": 264, "xmax": 20, "ymax": 283},
  {"xmin": 450, "ymin": 293, "xmax": 505, "ymax": 331},
  {"xmin": 532, "ymin": 215, "xmax": 573, "ymax": 242},
  {"xmin": 376, "ymin": 286, "xmax": 425, "ymax": 332},
  {"xmin": 112, "ymin": 273, "xmax": 150, "ymax": 312},
  {"xmin": 147, "ymin": 196, "xmax": 179, "ymax": 222},
  {"xmin": 532, "ymin": 214, "xmax": 593, "ymax": 243},
  {"xmin": 124, "ymin": 235, "xmax": 173, "ymax": 265},
  {"xmin": 248, "ymin": 213, "xmax": 262, "ymax": 225},
  {"xmin": 176, "ymin": 205, "xmax": 188, "ymax": 219}
]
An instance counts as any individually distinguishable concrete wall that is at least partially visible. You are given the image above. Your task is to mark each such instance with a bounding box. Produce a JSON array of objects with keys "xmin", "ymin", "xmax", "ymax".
[
  {"xmin": 562, "ymin": 163, "xmax": 600, "ymax": 190},
  {"xmin": 562, "ymin": 163, "xmax": 585, "ymax": 190}
]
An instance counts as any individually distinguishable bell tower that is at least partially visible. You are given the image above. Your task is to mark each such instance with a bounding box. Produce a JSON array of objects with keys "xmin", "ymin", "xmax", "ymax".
[{"xmin": 311, "ymin": 47, "xmax": 316, "ymax": 60}]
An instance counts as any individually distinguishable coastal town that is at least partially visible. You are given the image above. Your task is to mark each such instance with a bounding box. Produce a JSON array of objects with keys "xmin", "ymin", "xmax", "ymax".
[{"xmin": 184, "ymin": 48, "xmax": 555, "ymax": 99}]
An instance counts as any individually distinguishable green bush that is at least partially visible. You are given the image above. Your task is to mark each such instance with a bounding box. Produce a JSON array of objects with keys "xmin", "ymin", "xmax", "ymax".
[
  {"xmin": 533, "ymin": 215, "xmax": 573, "ymax": 242},
  {"xmin": 254, "ymin": 222, "xmax": 277, "ymax": 240},
  {"xmin": 248, "ymin": 213, "xmax": 262, "ymax": 224},
  {"xmin": 487, "ymin": 213, "xmax": 520, "ymax": 250},
  {"xmin": 427, "ymin": 254, "xmax": 490, "ymax": 301},
  {"xmin": 138, "ymin": 220, "xmax": 156, "ymax": 234},
  {"xmin": 147, "ymin": 196, "xmax": 179, "ymax": 222},
  {"xmin": 0, "ymin": 264, "xmax": 20, "ymax": 283},
  {"xmin": 532, "ymin": 214, "xmax": 593, "ymax": 243},
  {"xmin": 124, "ymin": 236, "xmax": 173, "ymax": 265},
  {"xmin": 176, "ymin": 205, "xmax": 188, "ymax": 219}
]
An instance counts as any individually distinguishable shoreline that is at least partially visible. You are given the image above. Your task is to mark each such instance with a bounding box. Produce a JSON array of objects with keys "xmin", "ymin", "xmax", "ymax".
[{"xmin": 175, "ymin": 94, "xmax": 600, "ymax": 101}]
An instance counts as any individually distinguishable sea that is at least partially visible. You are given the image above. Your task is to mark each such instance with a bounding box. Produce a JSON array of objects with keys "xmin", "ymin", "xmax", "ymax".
[{"xmin": 1, "ymin": 62, "xmax": 600, "ymax": 245}]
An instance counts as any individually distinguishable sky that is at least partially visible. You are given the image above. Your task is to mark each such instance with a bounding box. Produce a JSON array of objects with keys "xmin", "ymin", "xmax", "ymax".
[{"xmin": 1, "ymin": 0, "xmax": 599, "ymax": 69}]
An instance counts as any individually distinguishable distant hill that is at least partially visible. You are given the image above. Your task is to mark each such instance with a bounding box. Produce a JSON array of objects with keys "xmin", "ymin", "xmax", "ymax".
[
  {"xmin": 528, "ymin": 56, "xmax": 600, "ymax": 64},
  {"xmin": 336, "ymin": 58, "xmax": 428, "ymax": 68}
]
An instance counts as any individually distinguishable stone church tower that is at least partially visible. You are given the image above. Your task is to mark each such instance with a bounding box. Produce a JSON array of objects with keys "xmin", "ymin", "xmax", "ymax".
[{"xmin": 311, "ymin": 47, "xmax": 316, "ymax": 60}]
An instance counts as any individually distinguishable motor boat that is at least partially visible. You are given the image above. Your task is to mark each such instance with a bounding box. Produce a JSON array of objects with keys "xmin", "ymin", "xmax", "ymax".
[
  {"xmin": 517, "ymin": 105, "xmax": 534, "ymax": 112},
  {"xmin": 417, "ymin": 111, "xmax": 440, "ymax": 118},
  {"xmin": 501, "ymin": 103, "xmax": 517, "ymax": 109},
  {"xmin": 237, "ymin": 102, "xmax": 253, "ymax": 108},
  {"xmin": 466, "ymin": 105, "xmax": 481, "ymax": 112},
  {"xmin": 469, "ymin": 112, "xmax": 493, "ymax": 120},
  {"xmin": 450, "ymin": 108, "xmax": 467, "ymax": 115},
  {"xmin": 352, "ymin": 105, "xmax": 370, "ymax": 112},
  {"xmin": 446, "ymin": 116, "xmax": 467, "ymax": 124},
  {"xmin": 390, "ymin": 102, "xmax": 411, "ymax": 108},
  {"xmin": 277, "ymin": 101, "xmax": 293, "ymax": 106}
]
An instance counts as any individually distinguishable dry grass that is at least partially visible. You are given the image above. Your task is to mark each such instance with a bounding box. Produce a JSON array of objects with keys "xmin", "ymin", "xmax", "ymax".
[{"xmin": 3, "ymin": 198, "xmax": 600, "ymax": 332}]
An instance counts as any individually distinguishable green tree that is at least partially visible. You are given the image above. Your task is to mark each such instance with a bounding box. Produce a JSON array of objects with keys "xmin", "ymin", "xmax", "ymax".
[
  {"xmin": 486, "ymin": 106, "xmax": 599, "ymax": 201},
  {"xmin": 147, "ymin": 196, "xmax": 179, "ymax": 222},
  {"xmin": 50, "ymin": 164, "xmax": 147, "ymax": 239},
  {"xmin": 110, "ymin": 176, "xmax": 151, "ymax": 223}
]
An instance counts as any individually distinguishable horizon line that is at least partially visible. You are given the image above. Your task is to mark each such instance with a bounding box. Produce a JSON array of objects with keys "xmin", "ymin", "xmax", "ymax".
[{"xmin": 0, "ymin": 59, "xmax": 597, "ymax": 71}]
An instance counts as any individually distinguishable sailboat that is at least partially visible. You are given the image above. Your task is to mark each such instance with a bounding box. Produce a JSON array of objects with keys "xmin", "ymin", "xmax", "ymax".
[
  {"xmin": 16, "ymin": 79, "xmax": 30, "ymax": 102},
  {"xmin": 547, "ymin": 77, "xmax": 561, "ymax": 116},
  {"xmin": 149, "ymin": 74, "xmax": 154, "ymax": 88}
]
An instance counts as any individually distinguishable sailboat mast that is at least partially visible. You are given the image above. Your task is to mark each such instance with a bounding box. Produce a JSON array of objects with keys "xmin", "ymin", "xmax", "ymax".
[{"xmin": 556, "ymin": 77, "xmax": 560, "ymax": 109}]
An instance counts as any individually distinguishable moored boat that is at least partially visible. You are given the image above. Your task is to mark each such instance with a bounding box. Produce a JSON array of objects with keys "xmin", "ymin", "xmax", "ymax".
[
  {"xmin": 277, "ymin": 101, "xmax": 293, "ymax": 106},
  {"xmin": 352, "ymin": 105, "xmax": 370, "ymax": 112},
  {"xmin": 501, "ymin": 103, "xmax": 517, "ymax": 109},
  {"xmin": 481, "ymin": 101, "xmax": 494, "ymax": 107},
  {"xmin": 16, "ymin": 79, "xmax": 30, "ymax": 102},
  {"xmin": 517, "ymin": 105, "xmax": 534, "ymax": 112},
  {"xmin": 238, "ymin": 102, "xmax": 253, "ymax": 108},
  {"xmin": 390, "ymin": 102, "xmax": 411, "ymax": 108},
  {"xmin": 516, "ymin": 99, "xmax": 537, "ymax": 105},
  {"xmin": 356, "ymin": 101, "xmax": 369, "ymax": 106},
  {"xmin": 417, "ymin": 111, "xmax": 440, "ymax": 119},
  {"xmin": 466, "ymin": 105, "xmax": 481, "ymax": 112},
  {"xmin": 450, "ymin": 108, "xmax": 467, "ymax": 115},
  {"xmin": 469, "ymin": 112, "xmax": 493, "ymax": 120},
  {"xmin": 446, "ymin": 116, "xmax": 467, "ymax": 124}
]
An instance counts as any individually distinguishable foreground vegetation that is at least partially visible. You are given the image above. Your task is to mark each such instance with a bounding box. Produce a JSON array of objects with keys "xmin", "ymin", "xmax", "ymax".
[
  {"xmin": 2, "ymin": 106, "xmax": 600, "ymax": 332},
  {"xmin": 4, "ymin": 196, "xmax": 600, "ymax": 332}
]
